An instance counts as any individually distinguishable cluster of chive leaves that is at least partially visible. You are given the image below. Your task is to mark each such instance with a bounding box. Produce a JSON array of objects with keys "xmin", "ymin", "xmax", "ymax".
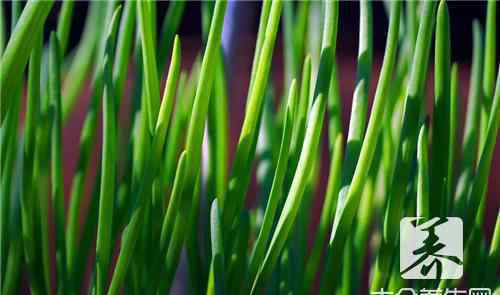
[{"xmin": 0, "ymin": 1, "xmax": 499, "ymax": 294}]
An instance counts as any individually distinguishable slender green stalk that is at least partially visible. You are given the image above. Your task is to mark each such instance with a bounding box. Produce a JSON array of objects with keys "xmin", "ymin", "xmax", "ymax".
[
  {"xmin": 483, "ymin": 0, "xmax": 497, "ymax": 103},
  {"xmin": 248, "ymin": 80, "xmax": 297, "ymax": 280},
  {"xmin": 353, "ymin": 0, "xmax": 373, "ymax": 109},
  {"xmin": 251, "ymin": 88, "xmax": 327, "ymax": 293},
  {"xmin": 66, "ymin": 5, "xmax": 129, "ymax": 288},
  {"xmin": 455, "ymin": 21, "xmax": 483, "ymax": 217},
  {"xmin": 484, "ymin": 211, "xmax": 500, "ymax": 287},
  {"xmin": 447, "ymin": 64, "xmax": 459, "ymax": 211},
  {"xmin": 56, "ymin": 0, "xmax": 74, "ymax": 55},
  {"xmin": 113, "ymin": 1, "xmax": 136, "ymax": 104},
  {"xmin": 293, "ymin": 1, "xmax": 309, "ymax": 74},
  {"xmin": 291, "ymin": 55, "xmax": 312, "ymax": 155},
  {"xmin": 304, "ymin": 133, "xmax": 343, "ymax": 292},
  {"xmin": 462, "ymin": 66, "xmax": 500, "ymax": 287},
  {"xmin": 107, "ymin": 29, "xmax": 182, "ymax": 295},
  {"xmin": 283, "ymin": 1, "xmax": 297, "ymax": 89},
  {"xmin": 161, "ymin": 61, "xmax": 199, "ymax": 193},
  {"xmin": 352, "ymin": 173, "xmax": 374, "ymax": 287},
  {"xmin": 152, "ymin": 35, "xmax": 181, "ymax": 163},
  {"xmin": 417, "ymin": 120, "xmax": 430, "ymax": 219},
  {"xmin": 321, "ymin": 3, "xmax": 401, "ymax": 294},
  {"xmin": 49, "ymin": 32, "xmax": 67, "ymax": 293},
  {"xmin": 207, "ymin": 56, "xmax": 229, "ymax": 207},
  {"xmin": 431, "ymin": 0, "xmax": 451, "ymax": 217},
  {"xmin": 20, "ymin": 30, "xmax": 43, "ymax": 295},
  {"xmin": 95, "ymin": 7, "xmax": 122, "ymax": 295},
  {"xmin": 62, "ymin": 2, "xmax": 110, "ymax": 122},
  {"xmin": 324, "ymin": 0, "xmax": 342, "ymax": 147},
  {"xmin": 251, "ymin": 38, "xmax": 336, "ymax": 290},
  {"xmin": 137, "ymin": 0, "xmax": 161, "ymax": 134},
  {"xmin": 1, "ymin": 90, "xmax": 21, "ymax": 295},
  {"xmin": 159, "ymin": 151, "xmax": 187, "ymax": 258},
  {"xmin": 249, "ymin": 0, "xmax": 272, "ymax": 92},
  {"xmin": 372, "ymin": 2, "xmax": 435, "ymax": 291},
  {"xmin": 162, "ymin": 2, "xmax": 227, "ymax": 291},
  {"xmin": 3, "ymin": 150, "xmax": 23, "ymax": 295},
  {"xmin": 479, "ymin": 0, "xmax": 496, "ymax": 155},
  {"xmin": 33, "ymin": 108, "xmax": 53, "ymax": 295},
  {"xmin": 207, "ymin": 199, "xmax": 225, "ymax": 295},
  {"xmin": 338, "ymin": 0, "xmax": 373, "ymax": 221},
  {"xmin": 468, "ymin": 66, "xmax": 500, "ymax": 232},
  {"xmin": 0, "ymin": 0, "xmax": 53, "ymax": 123},
  {"xmin": 222, "ymin": 0, "xmax": 282, "ymax": 229}
]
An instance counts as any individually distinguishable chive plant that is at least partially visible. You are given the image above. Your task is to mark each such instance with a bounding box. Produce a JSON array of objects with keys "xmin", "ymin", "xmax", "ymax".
[{"xmin": 0, "ymin": 1, "xmax": 499, "ymax": 294}]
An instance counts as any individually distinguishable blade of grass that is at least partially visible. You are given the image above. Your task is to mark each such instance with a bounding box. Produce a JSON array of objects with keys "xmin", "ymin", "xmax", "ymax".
[
  {"xmin": 20, "ymin": 30, "xmax": 43, "ymax": 295},
  {"xmin": 479, "ymin": 0, "xmax": 496, "ymax": 154},
  {"xmin": 226, "ymin": 210, "xmax": 250, "ymax": 291},
  {"xmin": 455, "ymin": 21, "xmax": 483, "ymax": 217},
  {"xmin": 352, "ymin": 172, "xmax": 375, "ymax": 293},
  {"xmin": 371, "ymin": 2, "xmax": 435, "ymax": 291},
  {"xmin": 207, "ymin": 53, "xmax": 229, "ymax": 208},
  {"xmin": 66, "ymin": 4, "xmax": 129, "ymax": 287},
  {"xmin": 62, "ymin": 2, "xmax": 110, "ymax": 122},
  {"xmin": 163, "ymin": 1, "xmax": 227, "ymax": 289},
  {"xmin": 338, "ymin": 0, "xmax": 373, "ymax": 224},
  {"xmin": 113, "ymin": 1, "xmax": 136, "ymax": 105},
  {"xmin": 49, "ymin": 32, "xmax": 67, "ymax": 293},
  {"xmin": 152, "ymin": 35, "xmax": 181, "ymax": 165},
  {"xmin": 293, "ymin": 1, "xmax": 309, "ymax": 75},
  {"xmin": 462, "ymin": 66, "xmax": 500, "ymax": 287},
  {"xmin": 159, "ymin": 151, "xmax": 187, "ymax": 261},
  {"xmin": 417, "ymin": 120, "xmax": 430, "ymax": 219},
  {"xmin": 249, "ymin": 0, "xmax": 272, "ymax": 92},
  {"xmin": 222, "ymin": 0, "xmax": 282, "ymax": 229},
  {"xmin": 32, "ymin": 107, "xmax": 53, "ymax": 295},
  {"xmin": 250, "ymin": 33, "xmax": 336, "ymax": 289},
  {"xmin": 291, "ymin": 55, "xmax": 311, "ymax": 156},
  {"xmin": 0, "ymin": 0, "xmax": 53, "ymax": 123},
  {"xmin": 431, "ymin": 0, "xmax": 451, "ymax": 217},
  {"xmin": 0, "ymin": 91, "xmax": 21, "ymax": 294},
  {"xmin": 95, "ymin": 7, "xmax": 122, "ymax": 295},
  {"xmin": 107, "ymin": 34, "xmax": 182, "ymax": 295},
  {"xmin": 484, "ymin": 211, "xmax": 500, "ymax": 288},
  {"xmin": 207, "ymin": 199, "xmax": 225, "ymax": 295},
  {"xmin": 282, "ymin": 1, "xmax": 297, "ymax": 89},
  {"xmin": 0, "ymin": 3, "xmax": 22, "ymax": 280},
  {"xmin": 322, "ymin": 2, "xmax": 402, "ymax": 293},
  {"xmin": 328, "ymin": 62, "xmax": 342, "ymax": 149},
  {"xmin": 56, "ymin": 0, "xmax": 74, "ymax": 55},
  {"xmin": 137, "ymin": 0, "xmax": 161, "ymax": 134},
  {"xmin": 161, "ymin": 60, "xmax": 199, "ymax": 193},
  {"xmin": 447, "ymin": 64, "xmax": 459, "ymax": 212},
  {"xmin": 468, "ymin": 66, "xmax": 500, "ymax": 233},
  {"xmin": 251, "ymin": 89, "xmax": 328, "ymax": 293},
  {"xmin": 304, "ymin": 133, "xmax": 343, "ymax": 292},
  {"xmin": 248, "ymin": 80, "xmax": 297, "ymax": 281},
  {"xmin": 2, "ymin": 148, "xmax": 23, "ymax": 295}
]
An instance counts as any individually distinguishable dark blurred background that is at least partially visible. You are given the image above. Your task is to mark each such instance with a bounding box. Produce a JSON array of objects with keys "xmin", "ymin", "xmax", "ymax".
[{"xmin": 3, "ymin": 1, "xmax": 500, "ymax": 62}]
